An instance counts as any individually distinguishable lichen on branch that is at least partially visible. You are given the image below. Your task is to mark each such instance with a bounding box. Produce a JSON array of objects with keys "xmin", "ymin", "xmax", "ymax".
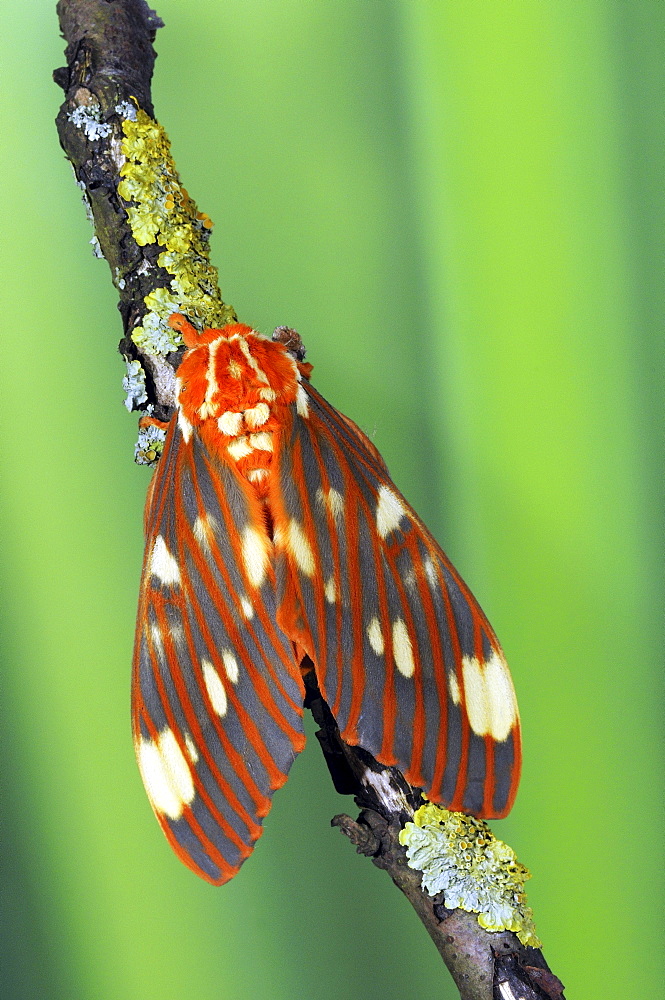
[
  {"xmin": 118, "ymin": 107, "xmax": 235, "ymax": 358},
  {"xmin": 400, "ymin": 802, "xmax": 540, "ymax": 946},
  {"xmin": 54, "ymin": 0, "xmax": 236, "ymax": 464}
]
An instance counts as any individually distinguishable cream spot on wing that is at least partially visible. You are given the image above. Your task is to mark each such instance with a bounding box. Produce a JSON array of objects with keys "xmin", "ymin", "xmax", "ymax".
[
  {"xmin": 403, "ymin": 567, "xmax": 417, "ymax": 591},
  {"xmin": 184, "ymin": 733, "xmax": 199, "ymax": 763},
  {"xmin": 317, "ymin": 487, "xmax": 345, "ymax": 519},
  {"xmin": 448, "ymin": 671, "xmax": 461, "ymax": 706},
  {"xmin": 137, "ymin": 727, "xmax": 195, "ymax": 820},
  {"xmin": 202, "ymin": 659, "xmax": 228, "ymax": 717},
  {"xmin": 248, "ymin": 431, "xmax": 273, "ymax": 452},
  {"xmin": 177, "ymin": 407, "xmax": 192, "ymax": 443},
  {"xmin": 222, "ymin": 649, "xmax": 240, "ymax": 684},
  {"xmin": 296, "ymin": 382, "xmax": 309, "ymax": 417},
  {"xmin": 193, "ymin": 514, "xmax": 217, "ymax": 550},
  {"xmin": 228, "ymin": 359, "xmax": 243, "ymax": 379},
  {"xmin": 259, "ymin": 387, "xmax": 277, "ymax": 402},
  {"xmin": 150, "ymin": 536, "xmax": 181, "ymax": 586},
  {"xmin": 218, "ymin": 411, "xmax": 244, "ymax": 436},
  {"xmin": 240, "ymin": 596, "xmax": 254, "ymax": 620},
  {"xmin": 392, "ymin": 618, "xmax": 415, "ymax": 677},
  {"xmin": 227, "ymin": 435, "xmax": 253, "ymax": 460},
  {"xmin": 150, "ymin": 624, "xmax": 164, "ymax": 660},
  {"xmin": 424, "ymin": 556, "xmax": 438, "ymax": 588},
  {"xmin": 244, "ymin": 403, "xmax": 270, "ymax": 429},
  {"xmin": 241, "ymin": 525, "xmax": 269, "ymax": 587},
  {"xmin": 170, "ymin": 624, "xmax": 185, "ymax": 647},
  {"xmin": 376, "ymin": 485, "xmax": 405, "ymax": 538},
  {"xmin": 462, "ymin": 651, "xmax": 518, "ymax": 742},
  {"xmin": 237, "ymin": 337, "xmax": 269, "ymax": 384},
  {"xmin": 324, "ymin": 576, "xmax": 337, "ymax": 603},
  {"xmin": 367, "ymin": 617, "xmax": 384, "ymax": 655},
  {"xmin": 247, "ymin": 468, "xmax": 269, "ymax": 483},
  {"xmin": 288, "ymin": 519, "xmax": 315, "ymax": 576}
]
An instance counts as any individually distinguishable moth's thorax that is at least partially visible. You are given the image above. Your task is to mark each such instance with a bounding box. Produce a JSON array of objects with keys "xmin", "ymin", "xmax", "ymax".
[{"xmin": 176, "ymin": 323, "xmax": 307, "ymax": 496}]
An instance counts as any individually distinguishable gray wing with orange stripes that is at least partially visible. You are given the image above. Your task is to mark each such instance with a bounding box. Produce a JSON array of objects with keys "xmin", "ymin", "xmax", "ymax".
[
  {"xmin": 273, "ymin": 381, "xmax": 521, "ymax": 820},
  {"xmin": 132, "ymin": 416, "xmax": 305, "ymax": 885}
]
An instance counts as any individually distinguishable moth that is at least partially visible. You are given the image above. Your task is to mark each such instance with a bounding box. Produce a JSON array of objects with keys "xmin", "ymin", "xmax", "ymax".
[{"xmin": 132, "ymin": 314, "xmax": 521, "ymax": 884}]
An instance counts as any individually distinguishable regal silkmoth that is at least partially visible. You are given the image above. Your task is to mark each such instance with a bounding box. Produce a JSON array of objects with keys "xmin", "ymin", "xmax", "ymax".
[{"xmin": 132, "ymin": 315, "xmax": 521, "ymax": 884}]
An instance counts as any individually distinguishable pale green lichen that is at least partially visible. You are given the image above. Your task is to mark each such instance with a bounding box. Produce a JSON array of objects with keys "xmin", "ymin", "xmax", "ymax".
[
  {"xmin": 134, "ymin": 422, "xmax": 167, "ymax": 466},
  {"xmin": 399, "ymin": 803, "xmax": 541, "ymax": 947},
  {"xmin": 122, "ymin": 359, "xmax": 148, "ymax": 411},
  {"xmin": 73, "ymin": 173, "xmax": 104, "ymax": 258},
  {"xmin": 115, "ymin": 100, "xmax": 137, "ymax": 122},
  {"xmin": 117, "ymin": 107, "xmax": 235, "ymax": 357},
  {"xmin": 68, "ymin": 102, "xmax": 111, "ymax": 141}
]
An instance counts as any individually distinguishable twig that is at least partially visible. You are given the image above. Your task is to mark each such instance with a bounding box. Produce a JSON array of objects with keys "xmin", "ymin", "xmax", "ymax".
[{"xmin": 54, "ymin": 4, "xmax": 565, "ymax": 998}]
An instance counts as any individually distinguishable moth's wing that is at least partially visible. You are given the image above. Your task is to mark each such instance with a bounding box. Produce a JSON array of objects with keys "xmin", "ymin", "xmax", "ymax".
[
  {"xmin": 132, "ymin": 419, "xmax": 305, "ymax": 884},
  {"xmin": 272, "ymin": 383, "xmax": 520, "ymax": 818}
]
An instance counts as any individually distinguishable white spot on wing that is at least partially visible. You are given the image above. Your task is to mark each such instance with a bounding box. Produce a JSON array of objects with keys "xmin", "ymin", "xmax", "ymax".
[
  {"xmin": 150, "ymin": 624, "xmax": 164, "ymax": 658},
  {"xmin": 177, "ymin": 408, "xmax": 192, "ymax": 443},
  {"xmin": 376, "ymin": 485, "xmax": 405, "ymax": 538},
  {"xmin": 218, "ymin": 411, "xmax": 244, "ymax": 436},
  {"xmin": 324, "ymin": 576, "xmax": 337, "ymax": 603},
  {"xmin": 296, "ymin": 383, "xmax": 309, "ymax": 417},
  {"xmin": 449, "ymin": 671, "xmax": 461, "ymax": 705},
  {"xmin": 317, "ymin": 487, "xmax": 345, "ymax": 519},
  {"xmin": 259, "ymin": 387, "xmax": 277, "ymax": 402},
  {"xmin": 193, "ymin": 514, "xmax": 217, "ymax": 550},
  {"xmin": 137, "ymin": 727, "xmax": 195, "ymax": 820},
  {"xmin": 392, "ymin": 618, "xmax": 415, "ymax": 677},
  {"xmin": 241, "ymin": 525, "xmax": 269, "ymax": 587},
  {"xmin": 462, "ymin": 651, "xmax": 518, "ymax": 742},
  {"xmin": 184, "ymin": 733, "xmax": 199, "ymax": 763},
  {"xmin": 150, "ymin": 536, "xmax": 181, "ymax": 586},
  {"xmin": 367, "ymin": 617, "xmax": 384, "ymax": 655},
  {"xmin": 424, "ymin": 556, "xmax": 438, "ymax": 588},
  {"xmin": 288, "ymin": 519, "xmax": 315, "ymax": 576},
  {"xmin": 240, "ymin": 596, "xmax": 254, "ymax": 619},
  {"xmin": 202, "ymin": 659, "xmax": 228, "ymax": 717},
  {"xmin": 222, "ymin": 649, "xmax": 240, "ymax": 684}
]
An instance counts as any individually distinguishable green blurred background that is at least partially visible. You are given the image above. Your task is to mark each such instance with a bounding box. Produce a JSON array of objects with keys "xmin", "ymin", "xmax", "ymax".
[{"xmin": 1, "ymin": 2, "xmax": 662, "ymax": 997}]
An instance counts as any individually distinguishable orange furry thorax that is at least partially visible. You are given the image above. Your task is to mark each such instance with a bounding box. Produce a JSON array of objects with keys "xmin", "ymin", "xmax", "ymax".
[{"xmin": 176, "ymin": 323, "xmax": 300, "ymax": 427}]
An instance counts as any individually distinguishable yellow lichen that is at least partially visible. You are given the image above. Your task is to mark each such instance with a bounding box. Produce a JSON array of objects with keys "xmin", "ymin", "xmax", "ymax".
[
  {"xmin": 399, "ymin": 803, "xmax": 541, "ymax": 947},
  {"xmin": 117, "ymin": 107, "xmax": 235, "ymax": 356}
]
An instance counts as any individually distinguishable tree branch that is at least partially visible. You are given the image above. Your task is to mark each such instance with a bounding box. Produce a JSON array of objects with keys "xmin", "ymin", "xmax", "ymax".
[{"xmin": 54, "ymin": 4, "xmax": 565, "ymax": 998}]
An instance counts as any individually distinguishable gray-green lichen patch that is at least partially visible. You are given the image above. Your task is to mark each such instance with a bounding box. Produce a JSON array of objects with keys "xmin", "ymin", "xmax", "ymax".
[
  {"xmin": 399, "ymin": 803, "xmax": 541, "ymax": 947},
  {"xmin": 117, "ymin": 107, "xmax": 235, "ymax": 358},
  {"xmin": 68, "ymin": 101, "xmax": 111, "ymax": 141},
  {"xmin": 115, "ymin": 100, "xmax": 137, "ymax": 122},
  {"xmin": 135, "ymin": 421, "xmax": 167, "ymax": 466},
  {"xmin": 73, "ymin": 172, "xmax": 104, "ymax": 258},
  {"xmin": 122, "ymin": 359, "xmax": 148, "ymax": 411}
]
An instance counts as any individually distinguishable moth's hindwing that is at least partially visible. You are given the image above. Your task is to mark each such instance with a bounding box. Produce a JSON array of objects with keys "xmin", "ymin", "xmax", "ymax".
[
  {"xmin": 132, "ymin": 420, "xmax": 305, "ymax": 884},
  {"xmin": 273, "ymin": 382, "xmax": 521, "ymax": 818}
]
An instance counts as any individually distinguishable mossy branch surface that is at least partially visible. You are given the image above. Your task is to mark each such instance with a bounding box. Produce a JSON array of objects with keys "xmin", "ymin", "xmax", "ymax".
[{"xmin": 54, "ymin": 4, "xmax": 564, "ymax": 998}]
